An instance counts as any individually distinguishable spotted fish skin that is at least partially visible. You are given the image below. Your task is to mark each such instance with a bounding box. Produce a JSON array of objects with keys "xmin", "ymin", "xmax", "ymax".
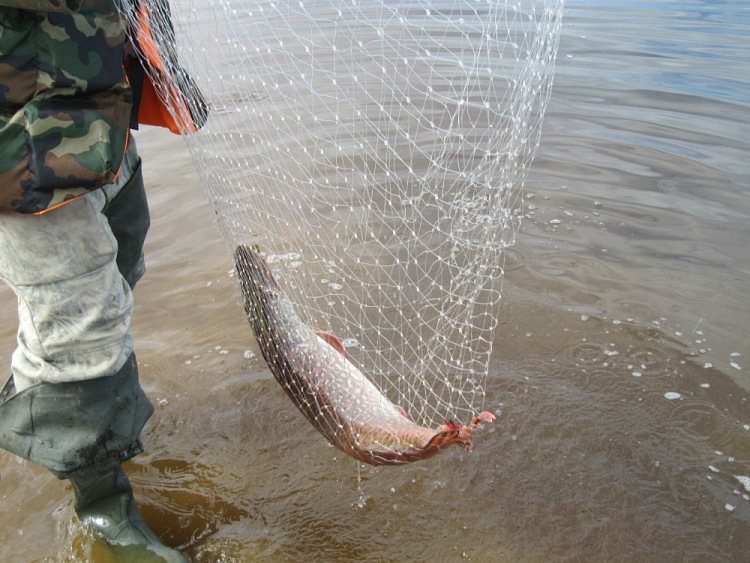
[{"xmin": 234, "ymin": 245, "xmax": 494, "ymax": 465}]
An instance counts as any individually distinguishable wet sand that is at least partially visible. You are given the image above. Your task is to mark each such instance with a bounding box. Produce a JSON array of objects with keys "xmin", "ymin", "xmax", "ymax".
[{"xmin": 1, "ymin": 1, "xmax": 749, "ymax": 561}]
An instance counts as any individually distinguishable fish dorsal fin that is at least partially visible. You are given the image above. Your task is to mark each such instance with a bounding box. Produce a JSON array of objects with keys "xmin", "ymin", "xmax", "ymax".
[{"xmin": 316, "ymin": 331, "xmax": 348, "ymax": 358}]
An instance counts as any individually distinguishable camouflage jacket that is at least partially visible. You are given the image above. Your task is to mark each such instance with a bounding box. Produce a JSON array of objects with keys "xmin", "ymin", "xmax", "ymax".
[{"xmin": 0, "ymin": 0, "xmax": 132, "ymax": 214}]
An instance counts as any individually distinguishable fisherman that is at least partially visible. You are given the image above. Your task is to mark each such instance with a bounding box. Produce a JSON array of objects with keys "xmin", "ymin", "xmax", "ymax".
[{"xmin": 0, "ymin": 0, "xmax": 204, "ymax": 559}]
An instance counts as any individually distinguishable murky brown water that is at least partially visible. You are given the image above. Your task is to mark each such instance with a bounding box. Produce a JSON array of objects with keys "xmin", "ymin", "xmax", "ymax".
[{"xmin": 1, "ymin": 1, "xmax": 749, "ymax": 561}]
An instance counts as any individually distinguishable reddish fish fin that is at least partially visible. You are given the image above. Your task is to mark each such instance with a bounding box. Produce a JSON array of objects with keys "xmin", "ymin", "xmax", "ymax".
[
  {"xmin": 461, "ymin": 411, "xmax": 495, "ymax": 451},
  {"xmin": 425, "ymin": 413, "xmax": 495, "ymax": 453},
  {"xmin": 425, "ymin": 420, "xmax": 463, "ymax": 451},
  {"xmin": 471, "ymin": 411, "xmax": 495, "ymax": 425},
  {"xmin": 397, "ymin": 405, "xmax": 409, "ymax": 419},
  {"xmin": 316, "ymin": 331, "xmax": 347, "ymax": 358}
]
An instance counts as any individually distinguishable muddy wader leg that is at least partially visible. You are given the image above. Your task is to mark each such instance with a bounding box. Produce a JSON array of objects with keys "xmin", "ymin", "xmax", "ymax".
[
  {"xmin": 104, "ymin": 155, "xmax": 150, "ymax": 290},
  {"xmin": 0, "ymin": 356, "xmax": 185, "ymax": 561},
  {"xmin": 0, "ymin": 141, "xmax": 186, "ymax": 561}
]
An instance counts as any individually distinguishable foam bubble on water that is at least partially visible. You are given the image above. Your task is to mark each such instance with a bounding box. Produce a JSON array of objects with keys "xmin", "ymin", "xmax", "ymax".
[
  {"xmin": 267, "ymin": 252, "xmax": 302, "ymax": 264},
  {"xmin": 730, "ymin": 362, "xmax": 742, "ymax": 370},
  {"xmin": 736, "ymin": 475, "xmax": 750, "ymax": 493},
  {"xmin": 708, "ymin": 465, "xmax": 720, "ymax": 473},
  {"xmin": 725, "ymin": 503, "xmax": 735, "ymax": 512},
  {"xmin": 664, "ymin": 392, "xmax": 681, "ymax": 400},
  {"xmin": 700, "ymin": 383, "xmax": 710, "ymax": 388},
  {"xmin": 730, "ymin": 352, "xmax": 741, "ymax": 358},
  {"xmin": 631, "ymin": 371, "xmax": 642, "ymax": 377},
  {"xmin": 342, "ymin": 338, "xmax": 360, "ymax": 348},
  {"xmin": 703, "ymin": 362, "xmax": 713, "ymax": 368},
  {"xmin": 243, "ymin": 349, "xmax": 256, "ymax": 360},
  {"xmin": 353, "ymin": 492, "xmax": 368, "ymax": 509}
]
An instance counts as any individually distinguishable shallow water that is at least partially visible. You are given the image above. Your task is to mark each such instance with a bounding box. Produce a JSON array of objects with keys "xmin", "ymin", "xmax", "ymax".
[{"xmin": 1, "ymin": 1, "xmax": 749, "ymax": 561}]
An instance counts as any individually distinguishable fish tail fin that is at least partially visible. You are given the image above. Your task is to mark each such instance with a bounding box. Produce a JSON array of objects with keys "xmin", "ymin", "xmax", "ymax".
[
  {"xmin": 425, "ymin": 420, "xmax": 464, "ymax": 451},
  {"xmin": 426, "ymin": 412, "xmax": 495, "ymax": 452}
]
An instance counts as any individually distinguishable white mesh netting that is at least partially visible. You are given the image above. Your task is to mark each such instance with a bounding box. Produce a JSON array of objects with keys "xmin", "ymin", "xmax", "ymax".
[{"xmin": 119, "ymin": 0, "xmax": 563, "ymax": 462}]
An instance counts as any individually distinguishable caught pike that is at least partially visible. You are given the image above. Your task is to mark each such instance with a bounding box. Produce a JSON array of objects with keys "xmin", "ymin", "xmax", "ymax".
[{"xmin": 234, "ymin": 245, "xmax": 494, "ymax": 465}]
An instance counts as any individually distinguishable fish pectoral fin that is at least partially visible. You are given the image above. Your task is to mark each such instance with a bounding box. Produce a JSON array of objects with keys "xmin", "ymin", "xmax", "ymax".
[{"xmin": 316, "ymin": 330, "xmax": 348, "ymax": 358}]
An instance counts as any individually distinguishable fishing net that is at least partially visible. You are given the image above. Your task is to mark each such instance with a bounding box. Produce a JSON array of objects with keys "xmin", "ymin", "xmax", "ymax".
[{"xmin": 119, "ymin": 0, "xmax": 563, "ymax": 460}]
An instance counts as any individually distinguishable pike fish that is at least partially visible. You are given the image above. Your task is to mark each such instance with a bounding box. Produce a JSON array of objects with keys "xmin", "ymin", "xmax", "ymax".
[{"xmin": 234, "ymin": 245, "xmax": 494, "ymax": 465}]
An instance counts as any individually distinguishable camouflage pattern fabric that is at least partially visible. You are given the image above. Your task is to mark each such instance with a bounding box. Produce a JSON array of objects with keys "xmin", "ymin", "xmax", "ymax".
[{"xmin": 0, "ymin": 0, "xmax": 132, "ymax": 214}]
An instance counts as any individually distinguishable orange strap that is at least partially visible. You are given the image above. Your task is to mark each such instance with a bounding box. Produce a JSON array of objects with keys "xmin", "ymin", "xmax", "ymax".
[{"xmin": 135, "ymin": 4, "xmax": 197, "ymax": 134}]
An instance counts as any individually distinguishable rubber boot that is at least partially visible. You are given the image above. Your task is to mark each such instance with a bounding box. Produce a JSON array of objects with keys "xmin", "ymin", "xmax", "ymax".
[
  {"xmin": 69, "ymin": 463, "xmax": 188, "ymax": 562},
  {"xmin": 0, "ymin": 354, "xmax": 186, "ymax": 560}
]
